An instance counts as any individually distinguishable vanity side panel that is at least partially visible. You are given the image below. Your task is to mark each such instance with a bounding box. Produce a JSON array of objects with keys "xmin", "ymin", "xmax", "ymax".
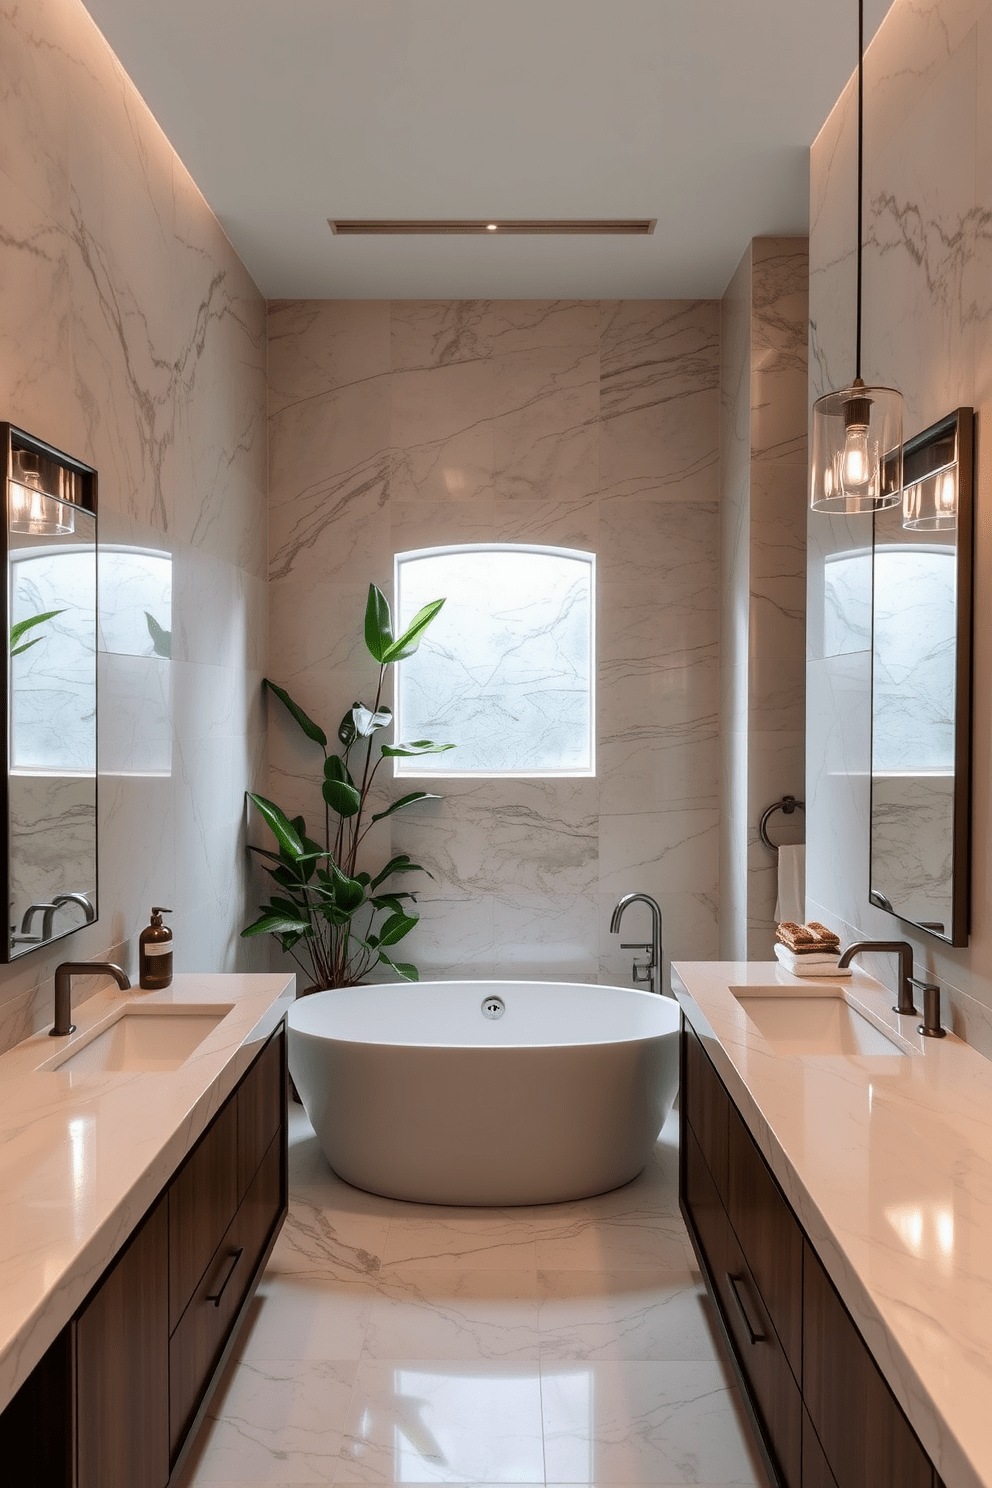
[
  {"xmin": 803, "ymin": 1242, "xmax": 933, "ymax": 1488},
  {"xmin": 0, "ymin": 1326, "xmax": 72, "ymax": 1487},
  {"xmin": 683, "ymin": 1018, "xmax": 730, "ymax": 1191},
  {"xmin": 237, "ymin": 1025, "xmax": 285, "ymax": 1200},
  {"xmin": 75, "ymin": 1193, "xmax": 169, "ymax": 1488}
]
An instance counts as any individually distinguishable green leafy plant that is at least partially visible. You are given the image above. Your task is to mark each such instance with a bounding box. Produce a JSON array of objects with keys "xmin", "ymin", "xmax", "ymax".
[
  {"xmin": 242, "ymin": 583, "xmax": 454, "ymax": 989},
  {"xmin": 10, "ymin": 608, "xmax": 65, "ymax": 657}
]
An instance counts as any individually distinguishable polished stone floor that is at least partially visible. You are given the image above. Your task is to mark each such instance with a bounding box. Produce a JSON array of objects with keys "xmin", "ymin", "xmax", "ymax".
[{"xmin": 177, "ymin": 1104, "xmax": 769, "ymax": 1486}]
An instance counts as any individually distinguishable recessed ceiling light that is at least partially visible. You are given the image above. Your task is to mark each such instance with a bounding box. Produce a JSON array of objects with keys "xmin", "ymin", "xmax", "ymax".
[{"xmin": 328, "ymin": 219, "xmax": 656, "ymax": 236}]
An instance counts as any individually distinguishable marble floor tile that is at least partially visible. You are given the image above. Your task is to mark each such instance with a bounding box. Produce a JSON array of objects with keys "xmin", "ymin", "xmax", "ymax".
[
  {"xmin": 337, "ymin": 1358, "xmax": 546, "ymax": 1484},
  {"xmin": 541, "ymin": 1361, "xmax": 769, "ymax": 1485},
  {"xmin": 365, "ymin": 1270, "xmax": 540, "ymax": 1361},
  {"xmin": 176, "ymin": 1357, "xmax": 357, "ymax": 1484},
  {"xmin": 380, "ymin": 1209, "xmax": 539, "ymax": 1272},
  {"xmin": 537, "ymin": 1270, "xmax": 720, "ymax": 1362},
  {"xmin": 237, "ymin": 1274, "xmax": 374, "ymax": 1361}
]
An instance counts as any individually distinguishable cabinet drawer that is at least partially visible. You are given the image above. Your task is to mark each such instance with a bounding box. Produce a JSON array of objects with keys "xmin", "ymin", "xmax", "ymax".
[
  {"xmin": 684, "ymin": 1123, "xmax": 729, "ymax": 1287},
  {"xmin": 169, "ymin": 1097, "xmax": 239, "ymax": 1332},
  {"xmin": 238, "ymin": 1026, "xmax": 285, "ymax": 1201},
  {"xmin": 720, "ymin": 1222, "xmax": 802, "ymax": 1488},
  {"xmin": 803, "ymin": 1409, "xmax": 840, "ymax": 1488},
  {"xmin": 803, "ymin": 1243, "xmax": 933, "ymax": 1488},
  {"xmin": 727, "ymin": 1100, "xmax": 803, "ymax": 1381},
  {"xmin": 682, "ymin": 1021, "xmax": 729, "ymax": 1195},
  {"xmin": 169, "ymin": 1132, "xmax": 282, "ymax": 1461}
]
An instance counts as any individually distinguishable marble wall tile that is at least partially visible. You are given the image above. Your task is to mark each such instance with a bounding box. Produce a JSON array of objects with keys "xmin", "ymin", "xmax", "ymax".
[
  {"xmin": 600, "ymin": 300, "xmax": 720, "ymax": 504},
  {"xmin": 809, "ymin": 0, "xmax": 992, "ymax": 1049},
  {"xmin": 269, "ymin": 298, "xmax": 722, "ymax": 988},
  {"xmin": 0, "ymin": 0, "xmax": 267, "ymax": 1051},
  {"xmin": 718, "ymin": 239, "xmax": 808, "ymax": 957}
]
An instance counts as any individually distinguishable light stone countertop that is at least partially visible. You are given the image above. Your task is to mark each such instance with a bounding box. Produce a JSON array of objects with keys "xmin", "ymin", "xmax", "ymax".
[
  {"xmin": 672, "ymin": 959, "xmax": 992, "ymax": 1488},
  {"xmin": 0, "ymin": 971, "xmax": 295, "ymax": 1414}
]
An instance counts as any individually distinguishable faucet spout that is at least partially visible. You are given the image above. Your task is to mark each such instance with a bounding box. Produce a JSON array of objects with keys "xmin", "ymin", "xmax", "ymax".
[
  {"xmin": 837, "ymin": 939, "xmax": 917, "ymax": 1016},
  {"xmin": 51, "ymin": 961, "xmax": 130, "ymax": 1038},
  {"xmin": 610, "ymin": 892, "xmax": 664, "ymax": 996}
]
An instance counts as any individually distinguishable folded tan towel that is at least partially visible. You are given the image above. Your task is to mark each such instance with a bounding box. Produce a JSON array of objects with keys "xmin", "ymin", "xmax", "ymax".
[{"xmin": 776, "ymin": 920, "xmax": 840, "ymax": 953}]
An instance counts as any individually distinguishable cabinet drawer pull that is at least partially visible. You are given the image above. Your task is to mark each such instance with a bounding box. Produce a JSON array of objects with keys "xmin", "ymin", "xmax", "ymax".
[
  {"xmin": 726, "ymin": 1271, "xmax": 766, "ymax": 1344},
  {"xmin": 206, "ymin": 1246, "xmax": 244, "ymax": 1307}
]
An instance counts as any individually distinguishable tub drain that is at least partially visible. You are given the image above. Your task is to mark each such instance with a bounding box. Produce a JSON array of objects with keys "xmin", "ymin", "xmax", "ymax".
[{"xmin": 481, "ymin": 995, "xmax": 505, "ymax": 1020}]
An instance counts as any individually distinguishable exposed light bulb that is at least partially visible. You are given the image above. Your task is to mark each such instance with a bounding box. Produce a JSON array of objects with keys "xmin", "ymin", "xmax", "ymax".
[
  {"xmin": 936, "ymin": 469, "xmax": 956, "ymax": 515},
  {"xmin": 842, "ymin": 422, "xmax": 870, "ymax": 488},
  {"xmin": 486, "ymin": 223, "xmax": 498, "ymax": 232}
]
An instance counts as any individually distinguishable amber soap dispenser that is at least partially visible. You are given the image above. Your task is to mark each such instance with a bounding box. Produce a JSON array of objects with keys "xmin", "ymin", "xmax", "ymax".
[{"xmin": 139, "ymin": 906, "xmax": 173, "ymax": 989}]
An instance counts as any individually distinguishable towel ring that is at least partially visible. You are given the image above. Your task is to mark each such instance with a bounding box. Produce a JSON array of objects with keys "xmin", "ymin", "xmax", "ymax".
[{"xmin": 759, "ymin": 795, "xmax": 805, "ymax": 855}]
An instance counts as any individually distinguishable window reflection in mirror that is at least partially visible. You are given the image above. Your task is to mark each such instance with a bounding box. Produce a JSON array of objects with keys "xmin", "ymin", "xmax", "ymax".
[{"xmin": 4, "ymin": 426, "xmax": 99, "ymax": 959}]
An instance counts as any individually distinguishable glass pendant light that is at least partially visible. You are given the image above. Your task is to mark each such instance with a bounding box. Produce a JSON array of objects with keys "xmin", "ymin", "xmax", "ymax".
[
  {"xmin": 8, "ymin": 448, "xmax": 74, "ymax": 536},
  {"xmin": 810, "ymin": 0, "xmax": 903, "ymax": 514}
]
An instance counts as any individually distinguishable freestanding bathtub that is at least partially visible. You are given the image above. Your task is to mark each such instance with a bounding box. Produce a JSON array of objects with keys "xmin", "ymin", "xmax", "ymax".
[{"xmin": 288, "ymin": 979, "xmax": 681, "ymax": 1205}]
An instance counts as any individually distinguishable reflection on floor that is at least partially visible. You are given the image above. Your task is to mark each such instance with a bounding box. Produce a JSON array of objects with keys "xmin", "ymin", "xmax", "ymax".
[{"xmin": 176, "ymin": 1104, "xmax": 770, "ymax": 1486}]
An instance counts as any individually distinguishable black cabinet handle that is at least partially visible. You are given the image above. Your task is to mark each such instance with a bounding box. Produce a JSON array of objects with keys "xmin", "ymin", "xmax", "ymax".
[
  {"xmin": 206, "ymin": 1246, "xmax": 244, "ymax": 1308},
  {"xmin": 726, "ymin": 1271, "xmax": 766, "ymax": 1344}
]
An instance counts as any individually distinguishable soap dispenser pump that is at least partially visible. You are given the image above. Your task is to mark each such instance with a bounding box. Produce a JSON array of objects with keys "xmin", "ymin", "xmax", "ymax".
[{"xmin": 139, "ymin": 906, "xmax": 173, "ymax": 989}]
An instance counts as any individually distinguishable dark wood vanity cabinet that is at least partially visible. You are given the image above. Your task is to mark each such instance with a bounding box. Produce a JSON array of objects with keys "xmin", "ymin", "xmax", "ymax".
[
  {"xmin": 680, "ymin": 1016, "xmax": 939, "ymax": 1488},
  {"xmin": 0, "ymin": 1022, "xmax": 287, "ymax": 1488}
]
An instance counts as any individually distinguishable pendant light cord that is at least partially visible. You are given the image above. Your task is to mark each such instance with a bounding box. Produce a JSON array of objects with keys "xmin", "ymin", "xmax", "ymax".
[{"xmin": 856, "ymin": 0, "xmax": 863, "ymax": 381}]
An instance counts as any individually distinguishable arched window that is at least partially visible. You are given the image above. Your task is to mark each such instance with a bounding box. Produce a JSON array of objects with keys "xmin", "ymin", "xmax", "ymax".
[{"xmin": 394, "ymin": 544, "xmax": 595, "ymax": 777}]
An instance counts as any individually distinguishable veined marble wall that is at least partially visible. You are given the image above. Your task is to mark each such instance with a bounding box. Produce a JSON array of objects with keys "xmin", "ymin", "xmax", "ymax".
[
  {"xmin": 719, "ymin": 240, "xmax": 808, "ymax": 960},
  {"xmin": 0, "ymin": 0, "xmax": 268, "ymax": 1052},
  {"xmin": 267, "ymin": 300, "xmax": 720, "ymax": 991},
  {"xmin": 808, "ymin": 0, "xmax": 992, "ymax": 1051}
]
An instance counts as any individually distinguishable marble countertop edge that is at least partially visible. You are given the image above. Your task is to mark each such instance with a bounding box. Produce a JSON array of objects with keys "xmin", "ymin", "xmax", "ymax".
[{"xmin": 672, "ymin": 959, "xmax": 992, "ymax": 1488}]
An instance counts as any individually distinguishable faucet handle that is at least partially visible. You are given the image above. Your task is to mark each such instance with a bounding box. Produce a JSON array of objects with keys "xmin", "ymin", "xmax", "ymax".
[
  {"xmin": 910, "ymin": 978, "xmax": 947, "ymax": 1039},
  {"xmin": 621, "ymin": 942, "xmax": 652, "ymax": 952}
]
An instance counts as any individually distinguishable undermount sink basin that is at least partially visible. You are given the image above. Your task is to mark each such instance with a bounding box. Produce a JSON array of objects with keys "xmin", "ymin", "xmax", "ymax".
[
  {"xmin": 42, "ymin": 1003, "xmax": 234, "ymax": 1074},
  {"xmin": 732, "ymin": 989, "xmax": 910, "ymax": 1057}
]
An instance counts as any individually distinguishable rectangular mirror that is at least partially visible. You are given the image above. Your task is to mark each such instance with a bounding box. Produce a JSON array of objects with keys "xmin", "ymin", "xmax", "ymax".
[
  {"xmin": 870, "ymin": 408, "xmax": 973, "ymax": 946},
  {"xmin": 1, "ymin": 424, "xmax": 98, "ymax": 960}
]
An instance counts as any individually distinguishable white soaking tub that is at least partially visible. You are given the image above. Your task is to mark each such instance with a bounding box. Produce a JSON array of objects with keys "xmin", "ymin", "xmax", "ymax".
[{"xmin": 288, "ymin": 979, "xmax": 681, "ymax": 1205}]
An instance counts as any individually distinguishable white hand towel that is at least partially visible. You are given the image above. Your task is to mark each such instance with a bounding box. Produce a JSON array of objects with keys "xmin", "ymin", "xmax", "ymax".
[
  {"xmin": 774, "ymin": 844, "xmax": 806, "ymax": 925},
  {"xmin": 774, "ymin": 943, "xmax": 852, "ymax": 978}
]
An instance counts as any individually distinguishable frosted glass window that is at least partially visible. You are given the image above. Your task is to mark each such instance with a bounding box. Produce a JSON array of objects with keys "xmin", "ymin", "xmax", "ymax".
[
  {"xmin": 394, "ymin": 545, "xmax": 595, "ymax": 776},
  {"xmin": 10, "ymin": 544, "xmax": 96, "ymax": 774}
]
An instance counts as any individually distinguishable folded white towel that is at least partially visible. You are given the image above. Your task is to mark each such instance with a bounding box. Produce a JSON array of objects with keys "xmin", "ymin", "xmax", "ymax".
[
  {"xmin": 774, "ymin": 943, "xmax": 852, "ymax": 978},
  {"xmin": 775, "ymin": 844, "xmax": 806, "ymax": 925}
]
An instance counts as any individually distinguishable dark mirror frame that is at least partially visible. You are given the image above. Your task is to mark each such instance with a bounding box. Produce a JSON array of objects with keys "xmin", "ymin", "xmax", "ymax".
[
  {"xmin": 869, "ymin": 407, "xmax": 974, "ymax": 947},
  {"xmin": 0, "ymin": 423, "xmax": 98, "ymax": 961}
]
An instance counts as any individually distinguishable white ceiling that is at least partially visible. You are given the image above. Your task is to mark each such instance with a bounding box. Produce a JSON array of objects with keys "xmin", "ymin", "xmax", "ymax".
[{"xmin": 81, "ymin": 0, "xmax": 892, "ymax": 301}]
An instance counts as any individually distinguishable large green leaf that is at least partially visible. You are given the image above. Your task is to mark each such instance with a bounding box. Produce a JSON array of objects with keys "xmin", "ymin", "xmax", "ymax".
[
  {"xmin": 364, "ymin": 584, "xmax": 394, "ymax": 663},
  {"xmin": 370, "ymin": 791, "xmax": 440, "ymax": 824},
  {"xmin": 241, "ymin": 911, "xmax": 312, "ymax": 938},
  {"xmin": 144, "ymin": 611, "xmax": 172, "ymax": 659},
  {"xmin": 322, "ymin": 754, "xmax": 361, "ymax": 817},
  {"xmin": 331, "ymin": 863, "xmax": 366, "ymax": 913},
  {"xmin": 370, "ymin": 854, "xmax": 420, "ymax": 889},
  {"xmin": 264, "ymin": 679, "xmax": 327, "ymax": 748},
  {"xmin": 10, "ymin": 608, "xmax": 65, "ymax": 657},
  {"xmin": 380, "ymin": 740, "xmax": 455, "ymax": 758},
  {"xmin": 322, "ymin": 777, "xmax": 361, "ymax": 817},
  {"xmin": 246, "ymin": 793, "xmax": 306, "ymax": 859},
  {"xmin": 381, "ymin": 598, "xmax": 445, "ymax": 663},
  {"xmin": 377, "ymin": 911, "xmax": 419, "ymax": 946}
]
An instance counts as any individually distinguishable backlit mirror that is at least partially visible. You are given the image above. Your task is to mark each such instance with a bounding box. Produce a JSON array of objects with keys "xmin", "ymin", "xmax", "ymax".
[
  {"xmin": 870, "ymin": 409, "xmax": 973, "ymax": 946},
  {"xmin": 2, "ymin": 425, "xmax": 98, "ymax": 960}
]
